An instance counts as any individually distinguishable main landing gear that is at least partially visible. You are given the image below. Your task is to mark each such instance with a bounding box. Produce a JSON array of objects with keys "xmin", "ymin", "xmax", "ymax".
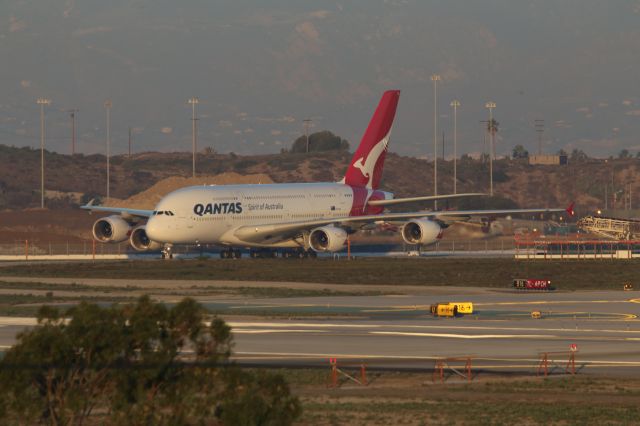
[
  {"xmin": 281, "ymin": 248, "xmax": 317, "ymax": 259},
  {"xmin": 220, "ymin": 248, "xmax": 242, "ymax": 259},
  {"xmin": 220, "ymin": 248, "xmax": 318, "ymax": 259},
  {"xmin": 161, "ymin": 245, "xmax": 174, "ymax": 260},
  {"xmin": 249, "ymin": 249, "xmax": 277, "ymax": 258}
]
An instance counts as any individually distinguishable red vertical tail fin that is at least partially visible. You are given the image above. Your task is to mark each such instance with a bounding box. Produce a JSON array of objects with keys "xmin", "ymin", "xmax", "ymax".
[{"xmin": 343, "ymin": 90, "xmax": 400, "ymax": 190}]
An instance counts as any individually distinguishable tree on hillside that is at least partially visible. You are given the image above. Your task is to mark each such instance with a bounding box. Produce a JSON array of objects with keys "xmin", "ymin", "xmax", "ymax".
[
  {"xmin": 290, "ymin": 131, "xmax": 349, "ymax": 153},
  {"xmin": 619, "ymin": 149, "xmax": 631, "ymax": 159},
  {"xmin": 570, "ymin": 149, "xmax": 589, "ymax": 162},
  {"xmin": 0, "ymin": 297, "xmax": 300, "ymax": 425},
  {"xmin": 512, "ymin": 144, "xmax": 529, "ymax": 159}
]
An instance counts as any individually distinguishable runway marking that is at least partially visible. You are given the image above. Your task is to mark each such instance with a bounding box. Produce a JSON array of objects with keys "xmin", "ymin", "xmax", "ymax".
[
  {"xmin": 227, "ymin": 321, "xmax": 640, "ymax": 335},
  {"xmin": 3, "ymin": 317, "xmax": 636, "ymax": 338},
  {"xmin": 229, "ymin": 304, "xmax": 317, "ymax": 309},
  {"xmin": 233, "ymin": 329, "xmax": 327, "ymax": 334},
  {"xmin": 0, "ymin": 317, "xmax": 38, "ymax": 326},
  {"xmin": 475, "ymin": 300, "xmax": 632, "ymax": 306},
  {"xmin": 370, "ymin": 331, "xmax": 554, "ymax": 339},
  {"xmin": 361, "ymin": 308, "xmax": 422, "ymax": 313}
]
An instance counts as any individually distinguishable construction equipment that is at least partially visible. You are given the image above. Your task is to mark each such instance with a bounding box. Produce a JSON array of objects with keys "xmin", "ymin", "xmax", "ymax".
[{"xmin": 577, "ymin": 216, "xmax": 640, "ymax": 240}]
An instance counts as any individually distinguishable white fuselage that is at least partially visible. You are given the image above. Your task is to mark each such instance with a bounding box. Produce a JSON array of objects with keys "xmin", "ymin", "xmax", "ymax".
[{"xmin": 145, "ymin": 183, "xmax": 381, "ymax": 247}]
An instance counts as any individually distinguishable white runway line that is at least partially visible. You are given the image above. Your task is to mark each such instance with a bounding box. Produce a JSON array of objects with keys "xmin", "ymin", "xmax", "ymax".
[
  {"xmin": 227, "ymin": 321, "xmax": 640, "ymax": 335},
  {"xmin": 369, "ymin": 331, "xmax": 554, "ymax": 339},
  {"xmin": 233, "ymin": 329, "xmax": 328, "ymax": 334}
]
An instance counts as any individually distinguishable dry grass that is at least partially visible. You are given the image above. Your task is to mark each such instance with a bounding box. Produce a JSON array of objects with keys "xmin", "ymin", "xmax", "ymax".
[{"xmin": 2, "ymin": 257, "xmax": 639, "ymax": 290}]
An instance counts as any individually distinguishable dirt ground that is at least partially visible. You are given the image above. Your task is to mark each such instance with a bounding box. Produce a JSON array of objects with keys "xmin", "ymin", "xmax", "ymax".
[
  {"xmin": 0, "ymin": 209, "xmax": 106, "ymax": 243},
  {"xmin": 288, "ymin": 372, "xmax": 640, "ymax": 425}
]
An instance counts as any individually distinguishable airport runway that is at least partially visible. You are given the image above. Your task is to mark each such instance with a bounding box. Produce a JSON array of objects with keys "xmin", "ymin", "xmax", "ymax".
[
  {"xmin": 221, "ymin": 290, "xmax": 640, "ymax": 375},
  {"xmin": 0, "ymin": 286, "xmax": 639, "ymax": 376}
]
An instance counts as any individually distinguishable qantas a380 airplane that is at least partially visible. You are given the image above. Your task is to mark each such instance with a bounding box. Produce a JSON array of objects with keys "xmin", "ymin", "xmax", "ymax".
[{"xmin": 83, "ymin": 90, "xmax": 570, "ymax": 258}]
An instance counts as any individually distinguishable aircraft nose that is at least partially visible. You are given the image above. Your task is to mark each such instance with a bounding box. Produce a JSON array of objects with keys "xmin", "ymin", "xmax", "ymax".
[{"xmin": 145, "ymin": 217, "xmax": 163, "ymax": 241}]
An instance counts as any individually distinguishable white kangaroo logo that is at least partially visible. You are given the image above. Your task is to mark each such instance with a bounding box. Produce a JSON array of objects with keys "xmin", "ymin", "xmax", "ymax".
[{"xmin": 353, "ymin": 130, "xmax": 391, "ymax": 190}]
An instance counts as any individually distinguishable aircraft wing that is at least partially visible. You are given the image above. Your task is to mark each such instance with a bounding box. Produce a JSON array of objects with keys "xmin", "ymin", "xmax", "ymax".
[
  {"xmin": 230, "ymin": 206, "xmax": 570, "ymax": 244},
  {"xmin": 367, "ymin": 193, "xmax": 485, "ymax": 207},
  {"xmin": 80, "ymin": 201, "xmax": 153, "ymax": 219}
]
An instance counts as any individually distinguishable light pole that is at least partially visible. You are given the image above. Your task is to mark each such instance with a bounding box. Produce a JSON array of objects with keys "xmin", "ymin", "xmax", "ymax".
[
  {"xmin": 303, "ymin": 119, "xmax": 312, "ymax": 153},
  {"xmin": 450, "ymin": 100, "xmax": 460, "ymax": 194},
  {"xmin": 431, "ymin": 74, "xmax": 441, "ymax": 209},
  {"xmin": 37, "ymin": 98, "xmax": 51, "ymax": 209},
  {"xmin": 188, "ymin": 97, "xmax": 199, "ymax": 178},
  {"xmin": 68, "ymin": 109, "xmax": 78, "ymax": 155},
  {"xmin": 485, "ymin": 101, "xmax": 496, "ymax": 196},
  {"xmin": 535, "ymin": 119, "xmax": 544, "ymax": 155},
  {"xmin": 104, "ymin": 100, "xmax": 112, "ymax": 201}
]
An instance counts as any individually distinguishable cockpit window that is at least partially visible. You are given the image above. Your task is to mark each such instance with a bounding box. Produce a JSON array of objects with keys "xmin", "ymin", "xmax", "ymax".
[{"xmin": 158, "ymin": 211, "xmax": 164, "ymax": 215}]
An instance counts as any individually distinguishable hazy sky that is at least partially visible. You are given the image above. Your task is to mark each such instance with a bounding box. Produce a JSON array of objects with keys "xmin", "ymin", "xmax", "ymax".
[{"xmin": 2, "ymin": 0, "xmax": 640, "ymax": 158}]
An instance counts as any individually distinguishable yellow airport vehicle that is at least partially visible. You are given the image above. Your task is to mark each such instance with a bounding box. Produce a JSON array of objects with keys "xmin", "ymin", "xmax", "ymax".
[
  {"xmin": 430, "ymin": 302, "xmax": 474, "ymax": 317},
  {"xmin": 531, "ymin": 311, "xmax": 542, "ymax": 319},
  {"xmin": 623, "ymin": 283, "xmax": 633, "ymax": 291}
]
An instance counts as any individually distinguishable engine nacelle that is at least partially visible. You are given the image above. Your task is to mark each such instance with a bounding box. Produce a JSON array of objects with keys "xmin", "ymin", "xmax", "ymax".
[
  {"xmin": 309, "ymin": 226, "xmax": 348, "ymax": 252},
  {"xmin": 92, "ymin": 215, "xmax": 132, "ymax": 243},
  {"xmin": 129, "ymin": 225, "xmax": 163, "ymax": 252},
  {"xmin": 401, "ymin": 219, "xmax": 442, "ymax": 245}
]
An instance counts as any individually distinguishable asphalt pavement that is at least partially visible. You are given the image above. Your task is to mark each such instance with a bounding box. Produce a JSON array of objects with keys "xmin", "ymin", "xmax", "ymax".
[{"xmin": 1, "ymin": 287, "xmax": 638, "ymax": 376}]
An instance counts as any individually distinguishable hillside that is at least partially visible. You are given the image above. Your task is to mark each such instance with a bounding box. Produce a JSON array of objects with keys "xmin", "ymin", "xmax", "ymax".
[{"xmin": 1, "ymin": 144, "xmax": 638, "ymax": 217}]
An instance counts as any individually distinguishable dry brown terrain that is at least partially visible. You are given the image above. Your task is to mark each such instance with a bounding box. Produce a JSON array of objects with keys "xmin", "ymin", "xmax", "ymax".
[{"xmin": 3, "ymin": 144, "xmax": 639, "ymax": 215}]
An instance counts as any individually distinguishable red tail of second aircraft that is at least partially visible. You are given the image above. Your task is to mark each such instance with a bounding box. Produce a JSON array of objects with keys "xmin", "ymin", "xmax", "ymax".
[{"xmin": 343, "ymin": 90, "xmax": 400, "ymax": 190}]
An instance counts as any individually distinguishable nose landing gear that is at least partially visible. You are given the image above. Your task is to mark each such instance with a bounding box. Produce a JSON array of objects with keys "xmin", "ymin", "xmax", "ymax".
[{"xmin": 161, "ymin": 245, "xmax": 174, "ymax": 260}]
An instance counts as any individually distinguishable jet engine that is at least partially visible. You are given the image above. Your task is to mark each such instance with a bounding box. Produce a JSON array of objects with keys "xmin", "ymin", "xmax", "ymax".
[
  {"xmin": 309, "ymin": 226, "xmax": 348, "ymax": 252},
  {"xmin": 401, "ymin": 219, "xmax": 442, "ymax": 245},
  {"xmin": 129, "ymin": 225, "xmax": 163, "ymax": 252},
  {"xmin": 92, "ymin": 215, "xmax": 132, "ymax": 243}
]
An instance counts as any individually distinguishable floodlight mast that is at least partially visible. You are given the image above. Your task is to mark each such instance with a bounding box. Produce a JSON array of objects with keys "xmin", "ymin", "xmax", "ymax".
[
  {"xmin": 485, "ymin": 101, "xmax": 496, "ymax": 196},
  {"xmin": 104, "ymin": 100, "xmax": 112, "ymax": 201},
  {"xmin": 188, "ymin": 97, "xmax": 199, "ymax": 178},
  {"xmin": 450, "ymin": 100, "xmax": 460, "ymax": 194},
  {"xmin": 37, "ymin": 98, "xmax": 51, "ymax": 208},
  {"xmin": 431, "ymin": 74, "xmax": 441, "ymax": 209}
]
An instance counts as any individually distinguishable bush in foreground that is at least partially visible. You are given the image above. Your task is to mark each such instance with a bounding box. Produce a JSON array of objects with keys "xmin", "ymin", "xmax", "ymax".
[{"xmin": 0, "ymin": 296, "xmax": 300, "ymax": 425}]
